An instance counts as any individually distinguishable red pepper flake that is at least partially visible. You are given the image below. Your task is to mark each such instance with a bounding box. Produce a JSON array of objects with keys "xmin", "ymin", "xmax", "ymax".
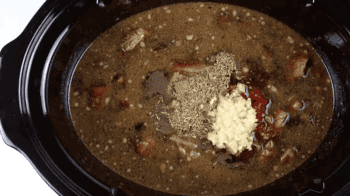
[
  {"xmin": 144, "ymin": 28, "xmax": 151, "ymax": 35},
  {"xmin": 312, "ymin": 66, "xmax": 328, "ymax": 84},
  {"xmin": 254, "ymin": 103, "xmax": 265, "ymax": 121},
  {"xmin": 119, "ymin": 100, "xmax": 130, "ymax": 109},
  {"xmin": 241, "ymin": 22, "xmax": 260, "ymax": 34},
  {"xmin": 249, "ymin": 89, "xmax": 268, "ymax": 121},
  {"xmin": 217, "ymin": 16, "xmax": 231, "ymax": 25},
  {"xmin": 255, "ymin": 123, "xmax": 265, "ymax": 132},
  {"xmin": 135, "ymin": 136, "xmax": 157, "ymax": 156},
  {"xmin": 90, "ymin": 85, "xmax": 108, "ymax": 111},
  {"xmin": 249, "ymin": 89, "xmax": 267, "ymax": 103},
  {"xmin": 240, "ymin": 92, "xmax": 247, "ymax": 100},
  {"xmin": 91, "ymin": 85, "xmax": 107, "ymax": 99},
  {"xmin": 313, "ymin": 68, "xmax": 322, "ymax": 78},
  {"xmin": 172, "ymin": 59, "xmax": 203, "ymax": 70}
]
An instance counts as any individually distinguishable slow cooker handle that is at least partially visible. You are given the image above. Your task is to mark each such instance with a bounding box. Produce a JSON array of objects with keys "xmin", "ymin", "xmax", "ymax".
[
  {"xmin": 0, "ymin": 40, "xmax": 32, "ymax": 154},
  {"xmin": 0, "ymin": 27, "xmax": 74, "ymax": 195},
  {"xmin": 0, "ymin": 0, "xmax": 115, "ymax": 194},
  {"xmin": 0, "ymin": 0, "xmax": 137, "ymax": 195}
]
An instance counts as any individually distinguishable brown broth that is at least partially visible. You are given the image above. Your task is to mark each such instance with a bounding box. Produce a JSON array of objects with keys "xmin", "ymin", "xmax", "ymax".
[{"xmin": 69, "ymin": 2, "xmax": 333, "ymax": 195}]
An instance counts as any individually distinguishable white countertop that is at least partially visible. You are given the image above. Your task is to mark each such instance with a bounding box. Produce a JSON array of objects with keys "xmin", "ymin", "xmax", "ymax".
[{"xmin": 0, "ymin": 0, "xmax": 57, "ymax": 195}]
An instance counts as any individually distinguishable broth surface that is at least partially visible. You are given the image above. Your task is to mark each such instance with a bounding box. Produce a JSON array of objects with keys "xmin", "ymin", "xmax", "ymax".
[{"xmin": 70, "ymin": 2, "xmax": 333, "ymax": 195}]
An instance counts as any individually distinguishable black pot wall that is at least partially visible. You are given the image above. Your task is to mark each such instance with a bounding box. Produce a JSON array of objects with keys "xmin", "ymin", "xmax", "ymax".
[{"xmin": 1, "ymin": 0, "xmax": 350, "ymax": 196}]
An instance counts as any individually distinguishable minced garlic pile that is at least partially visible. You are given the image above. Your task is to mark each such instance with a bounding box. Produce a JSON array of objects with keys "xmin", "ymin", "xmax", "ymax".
[{"xmin": 207, "ymin": 88, "xmax": 258, "ymax": 155}]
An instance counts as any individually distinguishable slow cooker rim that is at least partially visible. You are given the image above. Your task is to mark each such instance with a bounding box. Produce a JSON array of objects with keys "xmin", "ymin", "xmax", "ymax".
[
  {"xmin": 1, "ymin": 0, "xmax": 350, "ymax": 196},
  {"xmin": 0, "ymin": 0, "xmax": 115, "ymax": 195}
]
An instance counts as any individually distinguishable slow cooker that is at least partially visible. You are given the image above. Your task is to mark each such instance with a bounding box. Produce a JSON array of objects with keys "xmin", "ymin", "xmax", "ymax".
[{"xmin": 1, "ymin": 0, "xmax": 350, "ymax": 195}]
